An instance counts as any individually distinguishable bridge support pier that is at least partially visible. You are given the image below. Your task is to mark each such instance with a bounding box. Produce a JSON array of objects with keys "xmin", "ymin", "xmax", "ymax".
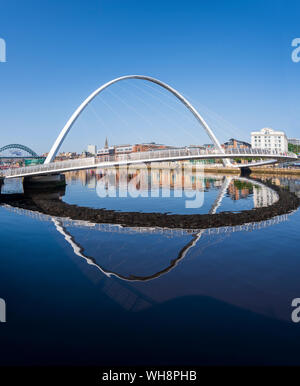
[
  {"xmin": 0, "ymin": 178, "xmax": 4, "ymax": 194},
  {"xmin": 240, "ymin": 167, "xmax": 252, "ymax": 176},
  {"xmin": 23, "ymin": 174, "xmax": 66, "ymax": 190}
]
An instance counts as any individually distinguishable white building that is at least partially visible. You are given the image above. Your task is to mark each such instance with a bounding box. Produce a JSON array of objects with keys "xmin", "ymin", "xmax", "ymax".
[
  {"xmin": 87, "ymin": 144, "xmax": 97, "ymax": 155},
  {"xmin": 288, "ymin": 138, "xmax": 300, "ymax": 146},
  {"xmin": 97, "ymin": 146, "xmax": 114, "ymax": 156},
  {"xmin": 251, "ymin": 128, "xmax": 288, "ymax": 153},
  {"xmin": 253, "ymin": 186, "xmax": 278, "ymax": 208},
  {"xmin": 115, "ymin": 145, "xmax": 134, "ymax": 154}
]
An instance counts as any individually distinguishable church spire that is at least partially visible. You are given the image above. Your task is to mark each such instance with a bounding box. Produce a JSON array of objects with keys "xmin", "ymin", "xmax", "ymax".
[{"xmin": 104, "ymin": 137, "xmax": 108, "ymax": 148}]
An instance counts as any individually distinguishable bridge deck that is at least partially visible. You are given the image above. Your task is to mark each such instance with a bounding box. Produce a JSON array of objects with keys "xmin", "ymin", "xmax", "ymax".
[{"xmin": 1, "ymin": 148, "xmax": 298, "ymax": 179}]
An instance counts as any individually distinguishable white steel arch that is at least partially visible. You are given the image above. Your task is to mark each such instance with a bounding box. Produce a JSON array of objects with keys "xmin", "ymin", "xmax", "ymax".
[{"xmin": 45, "ymin": 75, "xmax": 230, "ymax": 166}]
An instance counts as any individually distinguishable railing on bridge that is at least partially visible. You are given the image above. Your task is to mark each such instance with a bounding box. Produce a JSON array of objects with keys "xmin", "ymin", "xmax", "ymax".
[
  {"xmin": 75, "ymin": 147, "xmax": 296, "ymax": 166},
  {"xmin": 1, "ymin": 147, "xmax": 297, "ymax": 178},
  {"xmin": 94, "ymin": 147, "xmax": 297, "ymax": 165},
  {"xmin": 112, "ymin": 147, "xmax": 296, "ymax": 162},
  {"xmin": 2, "ymin": 157, "xmax": 96, "ymax": 178}
]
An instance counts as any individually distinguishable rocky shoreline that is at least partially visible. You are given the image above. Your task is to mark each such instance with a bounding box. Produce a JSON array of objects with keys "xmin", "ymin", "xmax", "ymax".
[{"xmin": 1, "ymin": 178, "xmax": 299, "ymax": 230}]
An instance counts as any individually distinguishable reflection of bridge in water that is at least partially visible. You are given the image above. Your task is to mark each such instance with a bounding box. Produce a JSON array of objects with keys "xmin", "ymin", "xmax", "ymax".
[
  {"xmin": 2, "ymin": 201, "xmax": 293, "ymax": 284},
  {"xmin": 3, "ymin": 203, "xmax": 292, "ymax": 237},
  {"xmin": 2, "ymin": 174, "xmax": 299, "ymax": 320},
  {"xmin": 1, "ymin": 176, "xmax": 294, "ymax": 283},
  {"xmin": 280, "ymin": 177, "xmax": 300, "ymax": 198}
]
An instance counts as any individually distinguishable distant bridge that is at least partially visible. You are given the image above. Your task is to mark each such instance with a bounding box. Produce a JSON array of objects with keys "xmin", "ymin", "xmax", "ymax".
[{"xmin": 0, "ymin": 144, "xmax": 40, "ymax": 159}]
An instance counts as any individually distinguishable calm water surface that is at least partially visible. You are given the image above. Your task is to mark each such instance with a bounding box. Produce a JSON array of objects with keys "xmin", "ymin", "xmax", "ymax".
[{"xmin": 1, "ymin": 171, "xmax": 300, "ymax": 365}]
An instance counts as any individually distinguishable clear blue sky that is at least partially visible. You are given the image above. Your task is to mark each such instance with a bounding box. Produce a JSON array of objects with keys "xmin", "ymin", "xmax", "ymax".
[{"xmin": 0, "ymin": 0, "xmax": 299, "ymax": 154}]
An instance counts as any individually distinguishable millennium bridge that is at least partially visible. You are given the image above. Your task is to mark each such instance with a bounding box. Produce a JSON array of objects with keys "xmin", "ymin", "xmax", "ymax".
[{"xmin": 1, "ymin": 75, "xmax": 298, "ymax": 181}]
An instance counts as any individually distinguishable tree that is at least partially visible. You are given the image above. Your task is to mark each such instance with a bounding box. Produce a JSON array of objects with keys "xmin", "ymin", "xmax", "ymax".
[{"xmin": 288, "ymin": 143, "xmax": 300, "ymax": 154}]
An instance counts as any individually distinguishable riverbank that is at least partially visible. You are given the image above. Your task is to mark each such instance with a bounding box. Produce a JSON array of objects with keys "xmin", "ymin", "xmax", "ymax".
[
  {"xmin": 1, "ymin": 178, "xmax": 299, "ymax": 230},
  {"xmin": 249, "ymin": 167, "xmax": 300, "ymax": 176},
  {"xmin": 116, "ymin": 163, "xmax": 300, "ymax": 176},
  {"xmin": 202, "ymin": 165, "xmax": 300, "ymax": 176}
]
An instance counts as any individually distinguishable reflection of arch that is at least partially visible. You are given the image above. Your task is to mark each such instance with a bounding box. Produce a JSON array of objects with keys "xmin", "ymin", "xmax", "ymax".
[
  {"xmin": 45, "ymin": 75, "xmax": 230, "ymax": 166},
  {"xmin": 1, "ymin": 177, "xmax": 297, "ymax": 281},
  {"xmin": 0, "ymin": 144, "xmax": 39, "ymax": 157},
  {"xmin": 53, "ymin": 217, "xmax": 199, "ymax": 282},
  {"xmin": 50, "ymin": 176, "xmax": 280, "ymax": 282},
  {"xmin": 50, "ymin": 177, "xmax": 233, "ymax": 282}
]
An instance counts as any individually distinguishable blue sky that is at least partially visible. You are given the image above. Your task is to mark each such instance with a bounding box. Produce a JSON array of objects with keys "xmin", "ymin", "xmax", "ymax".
[{"xmin": 0, "ymin": 0, "xmax": 299, "ymax": 154}]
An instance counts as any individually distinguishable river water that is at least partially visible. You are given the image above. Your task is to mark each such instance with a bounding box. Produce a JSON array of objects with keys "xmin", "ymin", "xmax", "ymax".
[{"xmin": 1, "ymin": 170, "xmax": 300, "ymax": 365}]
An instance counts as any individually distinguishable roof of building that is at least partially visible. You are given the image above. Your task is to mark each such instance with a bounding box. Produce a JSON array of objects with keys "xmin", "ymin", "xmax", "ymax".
[
  {"xmin": 223, "ymin": 138, "xmax": 251, "ymax": 146},
  {"xmin": 251, "ymin": 127, "xmax": 287, "ymax": 136}
]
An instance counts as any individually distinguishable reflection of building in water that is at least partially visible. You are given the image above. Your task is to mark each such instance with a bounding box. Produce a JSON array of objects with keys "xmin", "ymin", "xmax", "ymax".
[
  {"xmin": 65, "ymin": 170, "xmax": 88, "ymax": 186},
  {"xmin": 253, "ymin": 187, "xmax": 278, "ymax": 208},
  {"xmin": 87, "ymin": 176, "xmax": 96, "ymax": 189},
  {"xmin": 65, "ymin": 170, "xmax": 99, "ymax": 187},
  {"xmin": 65, "ymin": 167, "xmax": 226, "ymax": 193},
  {"xmin": 227, "ymin": 180, "xmax": 252, "ymax": 201},
  {"xmin": 252, "ymin": 175, "xmax": 300, "ymax": 202},
  {"xmin": 64, "ymin": 170, "xmax": 283, "ymax": 211},
  {"xmin": 279, "ymin": 177, "xmax": 300, "ymax": 198}
]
